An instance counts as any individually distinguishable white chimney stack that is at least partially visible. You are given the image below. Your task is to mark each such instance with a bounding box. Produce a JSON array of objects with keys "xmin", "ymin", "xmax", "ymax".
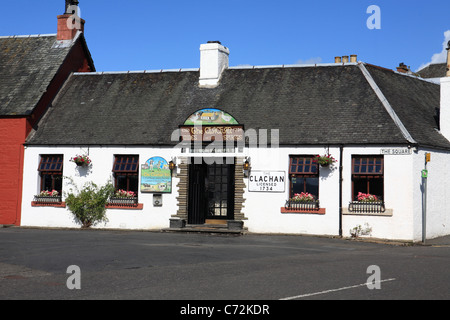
[
  {"xmin": 440, "ymin": 77, "xmax": 450, "ymax": 140},
  {"xmin": 441, "ymin": 41, "xmax": 450, "ymax": 141},
  {"xmin": 447, "ymin": 40, "xmax": 450, "ymax": 77},
  {"xmin": 199, "ymin": 41, "xmax": 229, "ymax": 87}
]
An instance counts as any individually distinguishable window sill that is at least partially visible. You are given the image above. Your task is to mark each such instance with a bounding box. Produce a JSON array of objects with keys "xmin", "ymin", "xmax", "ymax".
[
  {"xmin": 281, "ymin": 207, "xmax": 326, "ymax": 215},
  {"xmin": 105, "ymin": 203, "xmax": 144, "ymax": 210},
  {"xmin": 31, "ymin": 201, "xmax": 66, "ymax": 208}
]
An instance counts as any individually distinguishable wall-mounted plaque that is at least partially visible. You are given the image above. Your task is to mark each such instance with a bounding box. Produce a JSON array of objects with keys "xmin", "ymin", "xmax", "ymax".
[
  {"xmin": 141, "ymin": 157, "xmax": 172, "ymax": 193},
  {"xmin": 248, "ymin": 171, "xmax": 285, "ymax": 192}
]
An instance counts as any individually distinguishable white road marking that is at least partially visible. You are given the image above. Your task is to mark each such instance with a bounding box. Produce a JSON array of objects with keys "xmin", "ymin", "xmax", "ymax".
[{"xmin": 280, "ymin": 278, "xmax": 396, "ymax": 300}]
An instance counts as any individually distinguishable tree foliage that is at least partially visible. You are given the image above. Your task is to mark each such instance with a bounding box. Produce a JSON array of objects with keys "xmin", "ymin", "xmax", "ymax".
[{"xmin": 65, "ymin": 180, "xmax": 115, "ymax": 228}]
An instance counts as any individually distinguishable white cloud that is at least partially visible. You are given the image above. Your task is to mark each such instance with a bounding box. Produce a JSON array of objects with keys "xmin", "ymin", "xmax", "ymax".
[
  {"xmin": 295, "ymin": 57, "xmax": 323, "ymax": 65},
  {"xmin": 417, "ymin": 30, "xmax": 450, "ymax": 71}
]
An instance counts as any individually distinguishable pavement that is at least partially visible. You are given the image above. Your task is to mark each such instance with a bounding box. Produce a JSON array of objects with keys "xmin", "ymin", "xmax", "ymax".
[
  {"xmin": 423, "ymin": 235, "xmax": 450, "ymax": 246},
  {"xmin": 3, "ymin": 223, "xmax": 450, "ymax": 246}
]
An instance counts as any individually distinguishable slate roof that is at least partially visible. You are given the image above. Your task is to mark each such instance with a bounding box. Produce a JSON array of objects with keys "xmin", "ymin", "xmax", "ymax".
[
  {"xmin": 0, "ymin": 34, "xmax": 87, "ymax": 116},
  {"xmin": 417, "ymin": 63, "xmax": 447, "ymax": 79},
  {"xmin": 368, "ymin": 65, "xmax": 446, "ymax": 149},
  {"xmin": 26, "ymin": 63, "xmax": 449, "ymax": 149}
]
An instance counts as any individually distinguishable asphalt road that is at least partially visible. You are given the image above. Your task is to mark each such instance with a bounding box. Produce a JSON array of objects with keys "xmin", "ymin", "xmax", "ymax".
[{"xmin": 1, "ymin": 227, "xmax": 449, "ymax": 305}]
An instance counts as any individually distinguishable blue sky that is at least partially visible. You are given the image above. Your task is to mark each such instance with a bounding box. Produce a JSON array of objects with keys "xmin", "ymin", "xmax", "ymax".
[{"xmin": 1, "ymin": 0, "xmax": 450, "ymax": 72}]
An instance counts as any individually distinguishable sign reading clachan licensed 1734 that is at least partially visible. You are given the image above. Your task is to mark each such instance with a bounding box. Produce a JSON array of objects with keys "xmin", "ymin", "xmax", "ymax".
[{"xmin": 248, "ymin": 171, "xmax": 285, "ymax": 192}]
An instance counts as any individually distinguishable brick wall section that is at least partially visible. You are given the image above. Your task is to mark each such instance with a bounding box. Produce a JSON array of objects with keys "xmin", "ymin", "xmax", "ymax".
[
  {"xmin": 234, "ymin": 157, "xmax": 247, "ymax": 221},
  {"xmin": 57, "ymin": 14, "xmax": 85, "ymax": 41},
  {"xmin": 174, "ymin": 157, "xmax": 189, "ymax": 221},
  {"xmin": 0, "ymin": 118, "xmax": 27, "ymax": 225}
]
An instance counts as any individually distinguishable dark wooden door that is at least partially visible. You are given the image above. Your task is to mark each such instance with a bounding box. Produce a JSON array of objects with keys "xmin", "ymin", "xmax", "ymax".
[
  {"xmin": 188, "ymin": 161, "xmax": 207, "ymax": 224},
  {"xmin": 188, "ymin": 158, "xmax": 235, "ymax": 224}
]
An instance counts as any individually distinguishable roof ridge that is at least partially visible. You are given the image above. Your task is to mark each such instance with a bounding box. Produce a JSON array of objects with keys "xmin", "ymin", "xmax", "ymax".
[
  {"xmin": 229, "ymin": 62, "xmax": 359, "ymax": 70},
  {"xmin": 358, "ymin": 62, "xmax": 417, "ymax": 145},
  {"xmin": 73, "ymin": 68, "xmax": 200, "ymax": 76},
  {"xmin": 0, "ymin": 34, "xmax": 57, "ymax": 39},
  {"xmin": 72, "ymin": 62, "xmax": 360, "ymax": 76}
]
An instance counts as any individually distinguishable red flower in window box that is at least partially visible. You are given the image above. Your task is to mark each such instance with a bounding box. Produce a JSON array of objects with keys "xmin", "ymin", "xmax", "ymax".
[
  {"xmin": 357, "ymin": 192, "xmax": 379, "ymax": 202},
  {"xmin": 39, "ymin": 190, "xmax": 59, "ymax": 197},
  {"xmin": 291, "ymin": 192, "xmax": 316, "ymax": 202},
  {"xmin": 70, "ymin": 154, "xmax": 91, "ymax": 167},
  {"xmin": 115, "ymin": 189, "xmax": 136, "ymax": 198}
]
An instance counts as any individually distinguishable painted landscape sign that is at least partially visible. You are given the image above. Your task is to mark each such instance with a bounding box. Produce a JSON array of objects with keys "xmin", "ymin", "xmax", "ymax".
[
  {"xmin": 141, "ymin": 157, "xmax": 172, "ymax": 193},
  {"xmin": 184, "ymin": 108, "xmax": 239, "ymax": 125}
]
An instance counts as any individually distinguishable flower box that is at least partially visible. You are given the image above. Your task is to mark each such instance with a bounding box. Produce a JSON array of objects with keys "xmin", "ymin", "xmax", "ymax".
[
  {"xmin": 33, "ymin": 195, "xmax": 63, "ymax": 204},
  {"xmin": 281, "ymin": 199, "xmax": 325, "ymax": 214},
  {"xmin": 348, "ymin": 201, "xmax": 385, "ymax": 214},
  {"xmin": 108, "ymin": 197, "xmax": 138, "ymax": 207},
  {"xmin": 284, "ymin": 199, "xmax": 320, "ymax": 211}
]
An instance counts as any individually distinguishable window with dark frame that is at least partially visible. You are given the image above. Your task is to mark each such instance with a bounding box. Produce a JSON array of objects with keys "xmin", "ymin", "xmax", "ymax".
[
  {"xmin": 289, "ymin": 156, "xmax": 319, "ymax": 199},
  {"xmin": 38, "ymin": 155, "xmax": 63, "ymax": 194},
  {"xmin": 352, "ymin": 155, "xmax": 384, "ymax": 201},
  {"xmin": 112, "ymin": 155, "xmax": 139, "ymax": 195}
]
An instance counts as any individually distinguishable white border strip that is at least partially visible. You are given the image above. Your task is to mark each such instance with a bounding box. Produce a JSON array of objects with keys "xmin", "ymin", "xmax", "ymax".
[
  {"xmin": 280, "ymin": 278, "xmax": 396, "ymax": 300},
  {"xmin": 358, "ymin": 63, "xmax": 416, "ymax": 144}
]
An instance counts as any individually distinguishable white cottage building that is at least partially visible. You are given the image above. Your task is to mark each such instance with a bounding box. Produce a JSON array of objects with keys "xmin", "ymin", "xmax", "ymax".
[{"xmin": 21, "ymin": 41, "xmax": 450, "ymax": 242}]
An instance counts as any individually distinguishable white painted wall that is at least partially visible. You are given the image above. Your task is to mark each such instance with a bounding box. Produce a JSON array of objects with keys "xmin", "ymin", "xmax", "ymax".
[
  {"xmin": 243, "ymin": 145, "xmax": 421, "ymax": 241},
  {"xmin": 21, "ymin": 146, "xmax": 179, "ymax": 230},
  {"xmin": 243, "ymin": 146, "xmax": 340, "ymax": 236},
  {"xmin": 21, "ymin": 144, "xmax": 450, "ymax": 241},
  {"xmin": 412, "ymin": 148, "xmax": 450, "ymax": 241},
  {"xmin": 340, "ymin": 146, "xmax": 415, "ymax": 241}
]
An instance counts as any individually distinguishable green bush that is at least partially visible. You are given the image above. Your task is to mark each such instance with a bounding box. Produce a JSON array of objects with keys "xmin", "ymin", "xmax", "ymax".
[{"xmin": 65, "ymin": 180, "xmax": 115, "ymax": 228}]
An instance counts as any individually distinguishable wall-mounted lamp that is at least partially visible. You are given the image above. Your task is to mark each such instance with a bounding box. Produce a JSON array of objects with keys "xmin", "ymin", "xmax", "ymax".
[
  {"xmin": 243, "ymin": 159, "xmax": 250, "ymax": 171},
  {"xmin": 243, "ymin": 157, "xmax": 251, "ymax": 178},
  {"xmin": 169, "ymin": 161, "xmax": 176, "ymax": 171}
]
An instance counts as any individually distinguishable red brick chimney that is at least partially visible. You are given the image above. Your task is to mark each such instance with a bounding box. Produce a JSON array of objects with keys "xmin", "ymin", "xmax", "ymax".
[
  {"xmin": 396, "ymin": 63, "xmax": 410, "ymax": 74},
  {"xmin": 57, "ymin": 0, "xmax": 85, "ymax": 40}
]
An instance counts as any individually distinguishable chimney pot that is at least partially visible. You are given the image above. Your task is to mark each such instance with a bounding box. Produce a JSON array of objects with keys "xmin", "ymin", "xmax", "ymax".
[
  {"xmin": 350, "ymin": 54, "xmax": 357, "ymax": 63},
  {"xmin": 446, "ymin": 41, "xmax": 450, "ymax": 77},
  {"xmin": 342, "ymin": 56, "xmax": 349, "ymax": 63},
  {"xmin": 65, "ymin": 0, "xmax": 79, "ymax": 13},
  {"xmin": 335, "ymin": 56, "xmax": 342, "ymax": 63}
]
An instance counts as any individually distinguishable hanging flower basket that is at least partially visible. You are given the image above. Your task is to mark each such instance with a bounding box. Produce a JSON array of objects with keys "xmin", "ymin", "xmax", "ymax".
[
  {"xmin": 315, "ymin": 154, "xmax": 337, "ymax": 167},
  {"xmin": 70, "ymin": 154, "xmax": 92, "ymax": 167}
]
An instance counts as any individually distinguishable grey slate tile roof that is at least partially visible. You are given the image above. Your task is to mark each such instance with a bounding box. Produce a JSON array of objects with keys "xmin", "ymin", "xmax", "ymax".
[
  {"xmin": 26, "ymin": 63, "xmax": 449, "ymax": 149},
  {"xmin": 0, "ymin": 35, "xmax": 73, "ymax": 116},
  {"xmin": 417, "ymin": 63, "xmax": 447, "ymax": 79},
  {"xmin": 367, "ymin": 64, "xmax": 446, "ymax": 149}
]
